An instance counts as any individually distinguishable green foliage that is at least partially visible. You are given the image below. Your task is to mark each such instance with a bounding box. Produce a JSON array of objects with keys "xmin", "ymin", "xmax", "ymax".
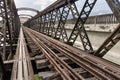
[{"xmin": 34, "ymin": 74, "xmax": 40, "ymax": 80}]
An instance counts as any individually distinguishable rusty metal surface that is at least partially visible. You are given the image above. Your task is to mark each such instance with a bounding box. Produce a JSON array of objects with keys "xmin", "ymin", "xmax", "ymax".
[
  {"xmin": 24, "ymin": 27, "xmax": 84, "ymax": 80},
  {"xmin": 24, "ymin": 27, "xmax": 120, "ymax": 80},
  {"xmin": 0, "ymin": 0, "xmax": 120, "ymax": 79}
]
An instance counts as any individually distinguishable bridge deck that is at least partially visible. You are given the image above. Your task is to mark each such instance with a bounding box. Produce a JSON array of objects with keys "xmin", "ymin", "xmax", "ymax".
[
  {"xmin": 0, "ymin": 0, "xmax": 120, "ymax": 80},
  {"xmin": 23, "ymin": 27, "xmax": 120, "ymax": 80},
  {"xmin": 11, "ymin": 28, "xmax": 34, "ymax": 80}
]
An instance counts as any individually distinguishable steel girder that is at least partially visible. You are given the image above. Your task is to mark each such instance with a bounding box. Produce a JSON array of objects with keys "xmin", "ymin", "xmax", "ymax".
[
  {"xmin": 47, "ymin": 11, "xmax": 55, "ymax": 36},
  {"xmin": 46, "ymin": 12, "xmax": 52, "ymax": 35},
  {"xmin": 23, "ymin": 0, "xmax": 120, "ymax": 58},
  {"xmin": 42, "ymin": 10, "xmax": 58, "ymax": 36},
  {"xmin": 38, "ymin": 16, "xmax": 42, "ymax": 32},
  {"xmin": 106, "ymin": 0, "xmax": 120, "ymax": 21},
  {"xmin": 67, "ymin": 0, "xmax": 97, "ymax": 52},
  {"xmin": 24, "ymin": 0, "xmax": 78, "ymax": 40},
  {"xmin": 48, "ymin": 10, "xmax": 58, "ymax": 37},
  {"xmin": 70, "ymin": 2, "xmax": 79, "ymax": 19},
  {"xmin": 0, "ymin": 0, "xmax": 20, "ymax": 79},
  {"xmin": 55, "ymin": 5, "xmax": 70, "ymax": 42},
  {"xmin": 43, "ymin": 13, "xmax": 50, "ymax": 35},
  {"xmin": 24, "ymin": 0, "xmax": 95, "ymax": 51},
  {"xmin": 17, "ymin": 7, "xmax": 39, "ymax": 13},
  {"xmin": 19, "ymin": 16, "xmax": 31, "ymax": 19},
  {"xmin": 0, "ymin": 0, "xmax": 20, "ymax": 60},
  {"xmin": 94, "ymin": 0, "xmax": 120, "ymax": 57},
  {"xmin": 29, "ymin": 0, "xmax": 78, "ymax": 20},
  {"xmin": 19, "ymin": 14, "xmax": 33, "ymax": 18},
  {"xmin": 42, "ymin": 15, "xmax": 46, "ymax": 33},
  {"xmin": 0, "ymin": 0, "xmax": 13, "ymax": 60},
  {"xmin": 10, "ymin": 0, "xmax": 21, "ymax": 38},
  {"xmin": 34, "ymin": 18, "xmax": 39, "ymax": 31},
  {"xmin": 36, "ymin": 18, "xmax": 40, "ymax": 32}
]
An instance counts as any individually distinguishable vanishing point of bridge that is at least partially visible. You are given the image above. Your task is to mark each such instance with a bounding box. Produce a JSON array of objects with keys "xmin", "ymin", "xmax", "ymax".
[{"xmin": 0, "ymin": 0, "xmax": 120, "ymax": 80}]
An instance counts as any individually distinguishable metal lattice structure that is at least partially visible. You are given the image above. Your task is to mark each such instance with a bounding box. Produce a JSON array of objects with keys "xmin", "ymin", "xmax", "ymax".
[
  {"xmin": 24, "ymin": 0, "xmax": 97, "ymax": 52},
  {"xmin": 0, "ymin": 0, "xmax": 120, "ymax": 80},
  {"xmin": 67, "ymin": 0, "xmax": 97, "ymax": 52},
  {"xmin": 24, "ymin": 0, "xmax": 120, "ymax": 56},
  {"xmin": 0, "ymin": 0, "xmax": 20, "ymax": 60},
  {"xmin": 0, "ymin": 0, "xmax": 20, "ymax": 79}
]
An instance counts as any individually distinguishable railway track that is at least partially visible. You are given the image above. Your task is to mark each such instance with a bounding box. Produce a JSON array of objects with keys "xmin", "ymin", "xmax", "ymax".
[
  {"xmin": 24, "ymin": 27, "xmax": 84, "ymax": 80},
  {"xmin": 23, "ymin": 27, "xmax": 120, "ymax": 80}
]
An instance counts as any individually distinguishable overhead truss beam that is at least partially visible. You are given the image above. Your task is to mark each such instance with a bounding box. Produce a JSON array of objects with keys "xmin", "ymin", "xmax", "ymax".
[{"xmin": 17, "ymin": 7, "xmax": 39, "ymax": 13}]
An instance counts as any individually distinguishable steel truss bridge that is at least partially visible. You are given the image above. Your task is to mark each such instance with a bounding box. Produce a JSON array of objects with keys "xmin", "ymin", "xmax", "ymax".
[{"xmin": 0, "ymin": 0, "xmax": 120, "ymax": 80}]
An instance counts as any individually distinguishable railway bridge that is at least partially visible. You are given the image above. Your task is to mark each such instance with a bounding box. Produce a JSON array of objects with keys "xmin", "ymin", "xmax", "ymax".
[{"xmin": 0, "ymin": 0, "xmax": 120, "ymax": 80}]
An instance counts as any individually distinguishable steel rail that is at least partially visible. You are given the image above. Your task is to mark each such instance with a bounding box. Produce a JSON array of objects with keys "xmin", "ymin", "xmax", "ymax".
[
  {"xmin": 24, "ymin": 27, "xmax": 120, "ymax": 80},
  {"xmin": 24, "ymin": 27, "xmax": 85, "ymax": 80},
  {"xmin": 36, "ymin": 38, "xmax": 84, "ymax": 80},
  {"xmin": 25, "ymin": 28, "xmax": 110, "ymax": 79},
  {"xmin": 34, "ymin": 29, "xmax": 120, "ymax": 79},
  {"xmin": 22, "ymin": 28, "xmax": 34, "ymax": 80},
  {"xmin": 32, "ymin": 33, "xmax": 84, "ymax": 80},
  {"xmin": 24, "ymin": 28, "xmax": 74, "ymax": 80}
]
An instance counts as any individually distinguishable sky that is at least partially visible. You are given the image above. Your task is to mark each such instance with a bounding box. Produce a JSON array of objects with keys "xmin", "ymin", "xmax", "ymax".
[
  {"xmin": 14, "ymin": 0, "xmax": 114, "ymax": 17},
  {"xmin": 15, "ymin": 0, "xmax": 56, "ymax": 11}
]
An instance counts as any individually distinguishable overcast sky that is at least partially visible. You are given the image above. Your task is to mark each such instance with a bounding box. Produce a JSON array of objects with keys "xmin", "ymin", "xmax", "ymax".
[{"xmin": 14, "ymin": 0, "xmax": 113, "ymax": 16}]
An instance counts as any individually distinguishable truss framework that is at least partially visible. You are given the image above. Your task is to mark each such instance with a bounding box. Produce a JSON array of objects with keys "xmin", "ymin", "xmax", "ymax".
[{"xmin": 24, "ymin": 0, "xmax": 120, "ymax": 56}]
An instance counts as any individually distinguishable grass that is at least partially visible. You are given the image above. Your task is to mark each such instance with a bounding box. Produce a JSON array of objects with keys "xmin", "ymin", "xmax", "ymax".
[{"xmin": 34, "ymin": 74, "xmax": 41, "ymax": 80}]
